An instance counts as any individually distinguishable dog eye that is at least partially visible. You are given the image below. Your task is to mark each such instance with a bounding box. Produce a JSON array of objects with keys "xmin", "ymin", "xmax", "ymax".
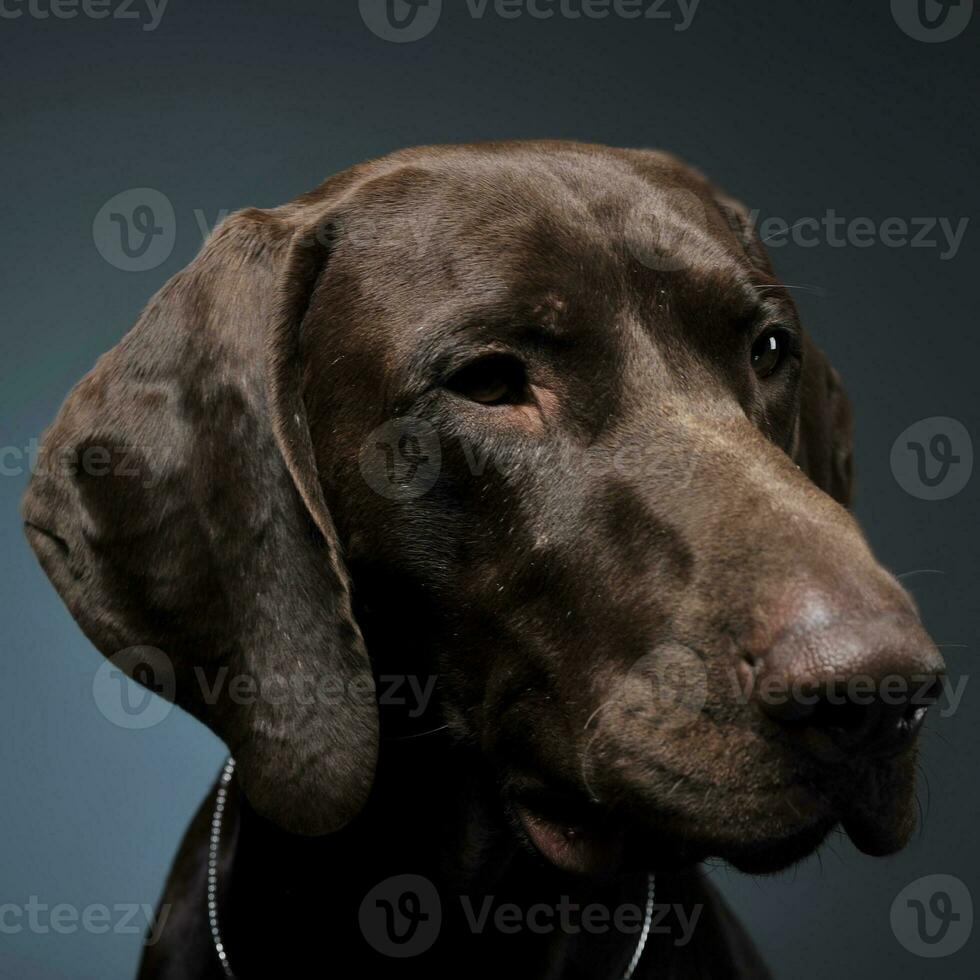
[
  {"xmin": 446, "ymin": 354, "xmax": 529, "ymax": 406},
  {"xmin": 750, "ymin": 329, "xmax": 788, "ymax": 378}
]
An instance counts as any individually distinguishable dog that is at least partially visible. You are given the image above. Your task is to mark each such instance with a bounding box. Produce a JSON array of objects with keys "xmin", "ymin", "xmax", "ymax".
[{"xmin": 22, "ymin": 141, "xmax": 945, "ymax": 978}]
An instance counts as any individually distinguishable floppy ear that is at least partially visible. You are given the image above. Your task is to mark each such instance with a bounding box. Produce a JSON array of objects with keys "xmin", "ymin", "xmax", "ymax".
[
  {"xmin": 791, "ymin": 333, "xmax": 855, "ymax": 507},
  {"xmin": 713, "ymin": 191, "xmax": 855, "ymax": 507},
  {"xmin": 21, "ymin": 209, "xmax": 377, "ymax": 835}
]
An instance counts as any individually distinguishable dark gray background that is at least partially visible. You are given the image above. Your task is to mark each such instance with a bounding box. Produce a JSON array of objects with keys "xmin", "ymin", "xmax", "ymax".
[{"xmin": 2, "ymin": 1, "xmax": 977, "ymax": 977}]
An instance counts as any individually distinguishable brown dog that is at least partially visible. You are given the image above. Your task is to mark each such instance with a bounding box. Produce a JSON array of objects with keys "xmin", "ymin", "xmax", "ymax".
[{"xmin": 23, "ymin": 142, "xmax": 944, "ymax": 978}]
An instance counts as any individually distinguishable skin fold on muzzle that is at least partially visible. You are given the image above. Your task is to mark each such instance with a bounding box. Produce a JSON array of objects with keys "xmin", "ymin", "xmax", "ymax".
[{"xmin": 22, "ymin": 143, "xmax": 945, "ymax": 976}]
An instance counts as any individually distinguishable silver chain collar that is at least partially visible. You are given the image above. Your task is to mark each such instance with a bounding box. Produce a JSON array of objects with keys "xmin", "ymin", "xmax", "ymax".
[
  {"xmin": 208, "ymin": 757, "xmax": 237, "ymax": 978},
  {"xmin": 208, "ymin": 757, "xmax": 655, "ymax": 979}
]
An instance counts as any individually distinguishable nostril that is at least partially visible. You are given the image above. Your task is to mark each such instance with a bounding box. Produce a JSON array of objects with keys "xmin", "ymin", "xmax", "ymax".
[
  {"xmin": 904, "ymin": 703, "xmax": 930, "ymax": 739},
  {"xmin": 857, "ymin": 700, "xmax": 933, "ymax": 759},
  {"xmin": 746, "ymin": 599, "xmax": 945, "ymax": 761},
  {"xmin": 810, "ymin": 693, "xmax": 879, "ymax": 741},
  {"xmin": 751, "ymin": 659, "xmax": 944, "ymax": 760},
  {"xmin": 757, "ymin": 672, "xmax": 940, "ymax": 763}
]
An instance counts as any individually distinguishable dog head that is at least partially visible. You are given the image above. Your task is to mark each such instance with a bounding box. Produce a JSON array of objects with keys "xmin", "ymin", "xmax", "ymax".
[{"xmin": 23, "ymin": 142, "xmax": 944, "ymax": 875}]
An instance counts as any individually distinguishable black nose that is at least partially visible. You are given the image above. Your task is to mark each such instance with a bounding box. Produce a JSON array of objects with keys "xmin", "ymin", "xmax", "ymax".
[{"xmin": 749, "ymin": 604, "xmax": 945, "ymax": 762}]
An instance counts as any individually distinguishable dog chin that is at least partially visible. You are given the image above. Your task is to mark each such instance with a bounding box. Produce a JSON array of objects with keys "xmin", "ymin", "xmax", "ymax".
[
  {"xmin": 838, "ymin": 751, "xmax": 920, "ymax": 857},
  {"xmin": 720, "ymin": 820, "xmax": 837, "ymax": 874},
  {"xmin": 511, "ymin": 748, "xmax": 920, "ymax": 879},
  {"xmin": 514, "ymin": 803, "xmax": 836, "ymax": 878},
  {"xmin": 723, "ymin": 796, "xmax": 918, "ymax": 874},
  {"xmin": 515, "ymin": 790, "xmax": 917, "ymax": 879},
  {"xmin": 703, "ymin": 782, "xmax": 919, "ymax": 874}
]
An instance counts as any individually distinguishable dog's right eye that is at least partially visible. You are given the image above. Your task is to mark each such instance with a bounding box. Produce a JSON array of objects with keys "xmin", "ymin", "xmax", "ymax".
[
  {"xmin": 446, "ymin": 354, "xmax": 530, "ymax": 406},
  {"xmin": 751, "ymin": 328, "xmax": 790, "ymax": 379}
]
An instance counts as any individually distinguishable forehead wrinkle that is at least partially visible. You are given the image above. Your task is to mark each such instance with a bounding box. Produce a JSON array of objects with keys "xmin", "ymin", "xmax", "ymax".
[
  {"xmin": 660, "ymin": 252, "xmax": 769, "ymax": 335},
  {"xmin": 338, "ymin": 153, "xmax": 771, "ymax": 399},
  {"xmin": 400, "ymin": 293, "xmax": 581, "ymax": 386},
  {"xmin": 419, "ymin": 158, "xmax": 624, "ymax": 270}
]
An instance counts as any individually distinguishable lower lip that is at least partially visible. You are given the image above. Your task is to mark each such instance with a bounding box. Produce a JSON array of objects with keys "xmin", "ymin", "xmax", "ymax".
[{"xmin": 516, "ymin": 806, "xmax": 625, "ymax": 876}]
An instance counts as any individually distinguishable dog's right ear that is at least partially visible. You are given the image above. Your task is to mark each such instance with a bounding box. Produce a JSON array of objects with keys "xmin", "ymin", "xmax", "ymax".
[
  {"xmin": 712, "ymin": 189, "xmax": 855, "ymax": 507},
  {"xmin": 791, "ymin": 333, "xmax": 855, "ymax": 507},
  {"xmin": 21, "ymin": 208, "xmax": 378, "ymax": 836}
]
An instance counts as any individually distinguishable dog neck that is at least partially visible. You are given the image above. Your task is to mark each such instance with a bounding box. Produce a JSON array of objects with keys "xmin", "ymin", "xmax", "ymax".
[{"xmin": 213, "ymin": 736, "xmax": 677, "ymax": 979}]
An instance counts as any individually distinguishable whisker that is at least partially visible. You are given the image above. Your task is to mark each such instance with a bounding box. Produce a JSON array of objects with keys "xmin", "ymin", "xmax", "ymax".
[
  {"xmin": 583, "ymin": 698, "xmax": 617, "ymax": 733},
  {"xmin": 580, "ymin": 728, "xmax": 605, "ymax": 804},
  {"xmin": 823, "ymin": 838, "xmax": 846, "ymax": 868},
  {"xmin": 759, "ymin": 219, "xmax": 814, "ymax": 243},
  {"xmin": 751, "ymin": 281, "xmax": 828, "ymax": 297},
  {"xmin": 384, "ymin": 724, "xmax": 449, "ymax": 741}
]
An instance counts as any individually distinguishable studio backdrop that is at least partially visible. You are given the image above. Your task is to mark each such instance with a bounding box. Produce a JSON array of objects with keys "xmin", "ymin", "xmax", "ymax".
[{"xmin": 1, "ymin": 2, "xmax": 977, "ymax": 978}]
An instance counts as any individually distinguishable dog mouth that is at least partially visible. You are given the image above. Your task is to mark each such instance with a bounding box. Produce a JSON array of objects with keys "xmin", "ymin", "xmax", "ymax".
[
  {"xmin": 512, "ymin": 793, "xmax": 831, "ymax": 877},
  {"xmin": 510, "ymin": 750, "xmax": 920, "ymax": 877},
  {"xmin": 727, "ymin": 759, "xmax": 919, "ymax": 873},
  {"xmin": 514, "ymin": 803, "xmax": 626, "ymax": 876},
  {"xmin": 837, "ymin": 750, "xmax": 920, "ymax": 857}
]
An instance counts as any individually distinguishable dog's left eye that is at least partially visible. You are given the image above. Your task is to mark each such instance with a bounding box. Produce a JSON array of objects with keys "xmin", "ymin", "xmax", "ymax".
[
  {"xmin": 446, "ymin": 354, "xmax": 529, "ymax": 405},
  {"xmin": 750, "ymin": 329, "xmax": 788, "ymax": 378}
]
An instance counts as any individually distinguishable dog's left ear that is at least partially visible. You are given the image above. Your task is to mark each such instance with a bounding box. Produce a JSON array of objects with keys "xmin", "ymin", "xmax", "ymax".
[{"xmin": 713, "ymin": 190, "xmax": 855, "ymax": 507}]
